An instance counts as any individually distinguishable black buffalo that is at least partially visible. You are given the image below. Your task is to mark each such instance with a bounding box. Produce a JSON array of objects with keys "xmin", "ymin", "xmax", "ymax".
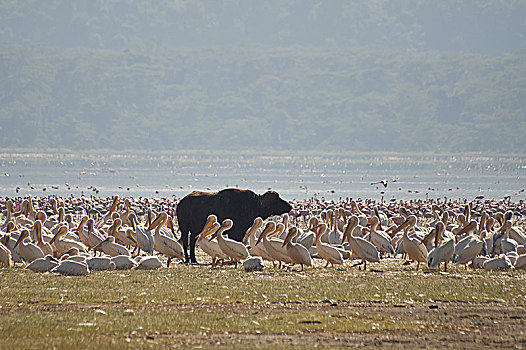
[{"xmin": 176, "ymin": 188, "xmax": 292, "ymax": 263}]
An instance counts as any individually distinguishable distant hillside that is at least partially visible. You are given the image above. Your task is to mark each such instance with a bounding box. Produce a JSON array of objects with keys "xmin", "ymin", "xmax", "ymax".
[
  {"xmin": 0, "ymin": 1, "xmax": 525, "ymax": 153},
  {"xmin": 1, "ymin": 1, "xmax": 524, "ymax": 55}
]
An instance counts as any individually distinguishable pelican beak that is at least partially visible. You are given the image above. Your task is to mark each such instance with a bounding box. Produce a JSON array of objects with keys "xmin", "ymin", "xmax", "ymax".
[
  {"xmin": 146, "ymin": 214, "xmax": 163, "ymax": 231},
  {"xmin": 13, "ymin": 231, "xmax": 28, "ymax": 249},
  {"xmin": 127, "ymin": 230, "xmax": 137, "ymax": 244},
  {"xmin": 256, "ymin": 223, "xmax": 274, "ymax": 246},
  {"xmin": 421, "ymin": 229, "xmax": 435, "ymax": 245},
  {"xmin": 197, "ymin": 222, "xmax": 219, "ymax": 242},
  {"xmin": 93, "ymin": 237, "xmax": 109, "ymax": 250},
  {"xmin": 393, "ymin": 217, "xmax": 411, "ymax": 235},
  {"xmin": 498, "ymin": 224, "xmax": 508, "ymax": 232},
  {"xmin": 282, "ymin": 229, "xmax": 295, "ymax": 248},
  {"xmin": 49, "ymin": 231, "xmax": 61, "ymax": 245},
  {"xmin": 167, "ymin": 217, "xmax": 174, "ymax": 231},
  {"xmin": 199, "ymin": 216, "xmax": 218, "ymax": 237}
]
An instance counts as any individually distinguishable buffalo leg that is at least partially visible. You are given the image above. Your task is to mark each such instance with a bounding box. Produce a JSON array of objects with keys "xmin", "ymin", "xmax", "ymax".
[
  {"xmin": 181, "ymin": 230, "xmax": 190, "ymax": 263},
  {"xmin": 189, "ymin": 234, "xmax": 198, "ymax": 264}
]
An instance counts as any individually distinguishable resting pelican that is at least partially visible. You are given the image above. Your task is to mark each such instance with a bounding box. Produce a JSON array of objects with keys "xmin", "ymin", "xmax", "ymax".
[
  {"xmin": 1, "ymin": 230, "xmax": 24, "ymax": 264},
  {"xmin": 427, "ymin": 222, "xmax": 455, "ymax": 271},
  {"xmin": 86, "ymin": 257, "xmax": 116, "ymax": 271},
  {"xmin": 14, "ymin": 229, "xmax": 44, "ymax": 263},
  {"xmin": 282, "ymin": 227, "xmax": 312, "ymax": 271},
  {"xmin": 497, "ymin": 221, "xmax": 519, "ymax": 254},
  {"xmin": 26, "ymin": 255, "xmax": 59, "ymax": 272},
  {"xmin": 196, "ymin": 215, "xmax": 229, "ymax": 266},
  {"xmin": 148, "ymin": 212, "xmax": 185, "ymax": 266},
  {"xmin": 503, "ymin": 211, "xmax": 526, "ymax": 245},
  {"xmin": 315, "ymin": 223, "xmax": 343, "ymax": 268},
  {"xmin": 483, "ymin": 255, "xmax": 513, "ymax": 270},
  {"xmin": 93, "ymin": 236, "xmax": 130, "ymax": 257},
  {"xmin": 515, "ymin": 254, "xmax": 526, "ymax": 270},
  {"xmin": 393, "ymin": 215, "xmax": 427, "ymax": 269},
  {"xmin": 137, "ymin": 256, "xmax": 163, "ymax": 270},
  {"xmin": 214, "ymin": 219, "xmax": 249, "ymax": 268},
  {"xmin": 256, "ymin": 222, "xmax": 292, "ymax": 268},
  {"xmin": 52, "ymin": 260, "xmax": 90, "ymax": 276},
  {"xmin": 342, "ymin": 216, "xmax": 379, "ymax": 271},
  {"xmin": 49, "ymin": 225, "xmax": 87, "ymax": 257},
  {"xmin": 452, "ymin": 222, "xmax": 483, "ymax": 268},
  {"xmin": 128, "ymin": 212, "xmax": 154, "ymax": 256},
  {"xmin": 111, "ymin": 255, "xmax": 138, "ymax": 270}
]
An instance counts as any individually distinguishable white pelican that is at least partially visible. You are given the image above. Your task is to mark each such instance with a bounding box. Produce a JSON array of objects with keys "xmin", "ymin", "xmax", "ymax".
[
  {"xmin": 255, "ymin": 221, "xmax": 292, "ymax": 268},
  {"xmin": 315, "ymin": 223, "xmax": 343, "ymax": 268},
  {"xmin": 1, "ymin": 231, "xmax": 24, "ymax": 264},
  {"xmin": 52, "ymin": 260, "xmax": 90, "ymax": 276},
  {"xmin": 497, "ymin": 221, "xmax": 519, "ymax": 254},
  {"xmin": 0, "ymin": 199, "xmax": 14, "ymax": 231},
  {"xmin": 369, "ymin": 216, "xmax": 395, "ymax": 256},
  {"xmin": 110, "ymin": 218, "xmax": 136, "ymax": 248},
  {"xmin": 342, "ymin": 216, "xmax": 379, "ymax": 271},
  {"xmin": 515, "ymin": 254, "xmax": 526, "ymax": 270},
  {"xmin": 32, "ymin": 220, "xmax": 53, "ymax": 256},
  {"xmin": 111, "ymin": 255, "xmax": 138, "ymax": 270},
  {"xmin": 282, "ymin": 227, "xmax": 312, "ymax": 271},
  {"xmin": 452, "ymin": 222, "xmax": 483, "ymax": 268},
  {"xmin": 75, "ymin": 216, "xmax": 91, "ymax": 247},
  {"xmin": 49, "ymin": 225, "xmax": 87, "ymax": 257},
  {"xmin": 394, "ymin": 216, "xmax": 427, "ymax": 269},
  {"xmin": 26, "ymin": 255, "xmax": 59, "ymax": 272},
  {"xmin": 95, "ymin": 195, "xmax": 120, "ymax": 229},
  {"xmin": 196, "ymin": 215, "xmax": 229, "ymax": 267},
  {"xmin": 473, "ymin": 256, "xmax": 489, "ymax": 269},
  {"xmin": 86, "ymin": 257, "xmax": 116, "ymax": 271},
  {"xmin": 294, "ymin": 217, "xmax": 317, "ymax": 249},
  {"xmin": 504, "ymin": 211, "xmax": 526, "ymax": 246},
  {"xmin": 86, "ymin": 218, "xmax": 105, "ymax": 251},
  {"xmin": 0, "ymin": 241, "xmax": 12, "ymax": 267},
  {"xmin": 147, "ymin": 212, "xmax": 185, "ymax": 266},
  {"xmin": 128, "ymin": 212, "xmax": 154, "ymax": 256},
  {"xmin": 350, "ymin": 200, "xmax": 369, "ymax": 226},
  {"xmin": 214, "ymin": 219, "xmax": 249, "ymax": 268},
  {"xmin": 246, "ymin": 218, "xmax": 274, "ymax": 262},
  {"xmin": 483, "ymin": 255, "xmax": 513, "ymax": 270},
  {"xmin": 427, "ymin": 222, "xmax": 455, "ymax": 271},
  {"xmin": 137, "ymin": 256, "xmax": 162, "ymax": 270},
  {"xmin": 93, "ymin": 236, "xmax": 130, "ymax": 257},
  {"xmin": 14, "ymin": 229, "xmax": 44, "ymax": 263}
]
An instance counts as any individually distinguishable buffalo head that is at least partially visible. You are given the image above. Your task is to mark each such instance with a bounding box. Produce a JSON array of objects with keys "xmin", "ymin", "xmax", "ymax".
[{"xmin": 257, "ymin": 191, "xmax": 291, "ymax": 218}]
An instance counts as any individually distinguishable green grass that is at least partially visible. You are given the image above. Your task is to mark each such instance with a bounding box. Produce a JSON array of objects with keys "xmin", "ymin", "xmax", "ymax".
[
  {"xmin": 0, "ymin": 263, "xmax": 525, "ymax": 349},
  {"xmin": 1, "ymin": 264, "xmax": 525, "ymax": 305}
]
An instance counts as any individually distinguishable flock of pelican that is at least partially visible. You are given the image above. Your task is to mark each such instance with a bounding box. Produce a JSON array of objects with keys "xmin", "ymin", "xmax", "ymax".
[{"xmin": 1, "ymin": 195, "xmax": 526, "ymax": 275}]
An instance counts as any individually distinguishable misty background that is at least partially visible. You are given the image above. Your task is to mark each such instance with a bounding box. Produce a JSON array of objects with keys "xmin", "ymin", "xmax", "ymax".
[{"xmin": 0, "ymin": 1, "xmax": 525, "ymax": 153}]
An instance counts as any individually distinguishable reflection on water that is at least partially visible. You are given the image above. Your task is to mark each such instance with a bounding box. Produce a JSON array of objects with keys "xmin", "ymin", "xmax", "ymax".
[{"xmin": 1, "ymin": 153, "xmax": 525, "ymax": 201}]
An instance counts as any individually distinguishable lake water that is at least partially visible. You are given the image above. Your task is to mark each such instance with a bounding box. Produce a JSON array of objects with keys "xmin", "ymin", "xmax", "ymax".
[{"xmin": 1, "ymin": 152, "xmax": 525, "ymax": 202}]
